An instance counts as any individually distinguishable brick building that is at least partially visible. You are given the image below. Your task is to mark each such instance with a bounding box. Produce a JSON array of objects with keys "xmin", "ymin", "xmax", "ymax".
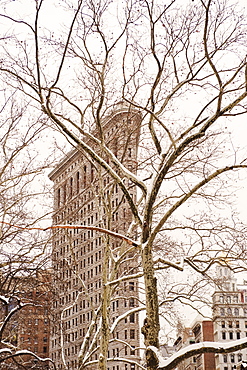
[
  {"xmin": 192, "ymin": 318, "xmax": 216, "ymax": 370},
  {"xmin": 49, "ymin": 103, "xmax": 142, "ymax": 369},
  {"xmin": 0, "ymin": 271, "xmax": 51, "ymax": 369}
]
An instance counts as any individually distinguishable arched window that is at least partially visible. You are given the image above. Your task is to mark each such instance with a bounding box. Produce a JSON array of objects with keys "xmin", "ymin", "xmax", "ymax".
[{"xmin": 234, "ymin": 308, "xmax": 239, "ymax": 316}]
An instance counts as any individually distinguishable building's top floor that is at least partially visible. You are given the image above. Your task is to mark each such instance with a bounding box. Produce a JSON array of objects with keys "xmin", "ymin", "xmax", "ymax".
[
  {"xmin": 213, "ymin": 290, "xmax": 247, "ymax": 305},
  {"xmin": 49, "ymin": 103, "xmax": 142, "ymax": 184}
]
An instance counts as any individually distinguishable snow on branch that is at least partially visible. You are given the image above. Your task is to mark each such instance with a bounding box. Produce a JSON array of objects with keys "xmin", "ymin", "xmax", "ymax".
[
  {"xmin": 111, "ymin": 306, "xmax": 145, "ymax": 333},
  {"xmin": 0, "ymin": 348, "xmax": 55, "ymax": 368},
  {"xmin": 106, "ymin": 271, "xmax": 144, "ymax": 286},
  {"xmin": 0, "ymin": 296, "xmax": 10, "ymax": 305},
  {"xmin": 153, "ymin": 257, "xmax": 184, "ymax": 271},
  {"xmin": 0, "ymin": 301, "xmax": 33, "ymax": 340},
  {"xmin": 153, "ymin": 337, "xmax": 247, "ymax": 370}
]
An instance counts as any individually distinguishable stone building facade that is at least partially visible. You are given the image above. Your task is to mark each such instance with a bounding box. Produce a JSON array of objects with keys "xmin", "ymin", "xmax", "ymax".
[
  {"xmin": 49, "ymin": 104, "xmax": 142, "ymax": 370},
  {"xmin": 212, "ymin": 266, "xmax": 247, "ymax": 370},
  {"xmin": 174, "ymin": 265, "xmax": 247, "ymax": 370}
]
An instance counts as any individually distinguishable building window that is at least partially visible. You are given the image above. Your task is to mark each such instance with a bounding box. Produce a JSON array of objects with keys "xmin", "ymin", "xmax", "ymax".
[
  {"xmin": 83, "ymin": 166, "xmax": 87, "ymax": 188},
  {"xmin": 236, "ymin": 332, "xmax": 241, "ymax": 339},
  {"xmin": 63, "ymin": 183, "xmax": 66, "ymax": 203},
  {"xmin": 234, "ymin": 308, "xmax": 239, "ymax": 316},
  {"xmin": 57, "ymin": 188, "xmax": 61, "ymax": 207},
  {"xmin": 220, "ymin": 308, "xmax": 225, "ymax": 316},
  {"xmin": 130, "ymin": 313, "xmax": 135, "ymax": 323},
  {"xmin": 76, "ymin": 172, "xmax": 80, "ymax": 193},
  {"xmin": 129, "ymin": 298, "xmax": 135, "ymax": 307},
  {"xmin": 227, "ymin": 308, "xmax": 232, "ymax": 315},
  {"xmin": 236, "ymin": 321, "xmax": 240, "ymax": 328},
  {"xmin": 221, "ymin": 321, "xmax": 225, "ymax": 328},
  {"xmin": 233, "ymin": 295, "xmax": 238, "ymax": 303},
  {"xmin": 223, "ymin": 354, "xmax": 227, "ymax": 363},
  {"xmin": 130, "ymin": 346, "xmax": 135, "ymax": 355},
  {"xmin": 91, "ymin": 164, "xmax": 94, "ymax": 182},
  {"xmin": 69, "ymin": 177, "xmax": 73, "ymax": 198},
  {"xmin": 130, "ymin": 329, "xmax": 135, "ymax": 339},
  {"xmin": 222, "ymin": 332, "xmax": 226, "ymax": 340},
  {"xmin": 228, "ymin": 321, "xmax": 232, "ymax": 328},
  {"xmin": 230, "ymin": 354, "xmax": 235, "ymax": 363},
  {"xmin": 229, "ymin": 332, "xmax": 233, "ymax": 340},
  {"xmin": 129, "ymin": 282, "xmax": 134, "ymax": 291}
]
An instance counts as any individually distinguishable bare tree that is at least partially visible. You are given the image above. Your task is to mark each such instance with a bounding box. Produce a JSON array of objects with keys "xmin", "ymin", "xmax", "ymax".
[
  {"xmin": 1, "ymin": 0, "xmax": 247, "ymax": 369},
  {"xmin": 0, "ymin": 92, "xmax": 57, "ymax": 368}
]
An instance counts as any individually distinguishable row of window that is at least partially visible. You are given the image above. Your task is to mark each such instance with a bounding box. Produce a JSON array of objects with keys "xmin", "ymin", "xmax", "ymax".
[
  {"xmin": 220, "ymin": 307, "xmax": 245, "ymax": 316},
  {"xmin": 221, "ymin": 331, "xmax": 242, "ymax": 340},
  {"xmin": 222, "ymin": 353, "xmax": 242, "ymax": 363},
  {"xmin": 57, "ymin": 167, "xmax": 94, "ymax": 206},
  {"xmin": 60, "ymin": 296, "xmax": 137, "ymax": 322},
  {"xmin": 219, "ymin": 295, "xmax": 239, "ymax": 304},
  {"xmin": 20, "ymin": 336, "xmax": 48, "ymax": 343},
  {"xmin": 26, "ymin": 318, "xmax": 49, "ymax": 326},
  {"xmin": 25, "ymin": 346, "xmax": 47, "ymax": 354},
  {"xmin": 56, "ymin": 164, "xmax": 134, "ymax": 208},
  {"xmin": 52, "ymin": 324, "xmax": 137, "ymax": 349},
  {"xmin": 55, "ymin": 182, "xmax": 121, "ymax": 218},
  {"xmin": 63, "ymin": 301, "xmax": 136, "ymax": 331},
  {"xmin": 221, "ymin": 320, "xmax": 240, "ymax": 329},
  {"xmin": 54, "ymin": 234, "xmax": 102, "ymax": 260}
]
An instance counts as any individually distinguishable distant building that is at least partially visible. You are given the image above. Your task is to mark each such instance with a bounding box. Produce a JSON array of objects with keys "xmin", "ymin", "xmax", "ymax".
[
  {"xmin": 17, "ymin": 286, "xmax": 50, "ymax": 359},
  {"xmin": 0, "ymin": 270, "xmax": 51, "ymax": 369},
  {"xmin": 212, "ymin": 265, "xmax": 247, "ymax": 370},
  {"xmin": 192, "ymin": 318, "xmax": 215, "ymax": 370},
  {"xmin": 174, "ymin": 327, "xmax": 196, "ymax": 370},
  {"xmin": 49, "ymin": 103, "xmax": 142, "ymax": 369}
]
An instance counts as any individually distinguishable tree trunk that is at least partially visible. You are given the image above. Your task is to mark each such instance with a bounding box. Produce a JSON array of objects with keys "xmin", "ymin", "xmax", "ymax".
[
  {"xmin": 99, "ymin": 241, "xmax": 111, "ymax": 370},
  {"xmin": 141, "ymin": 229, "xmax": 160, "ymax": 370}
]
